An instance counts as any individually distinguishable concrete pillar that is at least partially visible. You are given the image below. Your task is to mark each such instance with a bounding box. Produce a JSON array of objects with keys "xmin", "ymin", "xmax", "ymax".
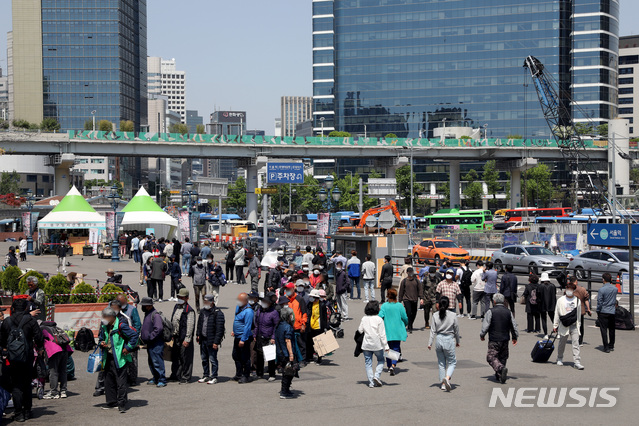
[
  {"xmin": 246, "ymin": 164, "xmax": 258, "ymax": 224},
  {"xmin": 385, "ymin": 156, "xmax": 408, "ymax": 179},
  {"xmin": 54, "ymin": 154, "xmax": 75, "ymax": 196},
  {"xmin": 449, "ymin": 160, "xmax": 460, "ymax": 209},
  {"xmin": 511, "ymin": 168, "xmax": 521, "ymax": 209}
]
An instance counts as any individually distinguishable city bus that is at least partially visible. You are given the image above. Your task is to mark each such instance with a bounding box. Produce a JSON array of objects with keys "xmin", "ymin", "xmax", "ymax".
[
  {"xmin": 424, "ymin": 209, "xmax": 493, "ymax": 230},
  {"xmin": 505, "ymin": 207, "xmax": 572, "ymax": 222}
]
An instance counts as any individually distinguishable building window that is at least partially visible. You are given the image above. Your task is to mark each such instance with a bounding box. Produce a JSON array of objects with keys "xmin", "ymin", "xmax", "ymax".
[
  {"xmin": 630, "ymin": 127, "xmax": 634, "ymax": 134},
  {"xmin": 619, "ymin": 77, "xmax": 634, "ymax": 85},
  {"xmin": 42, "ymin": 175, "xmax": 50, "ymax": 183},
  {"xmin": 619, "ymin": 87, "xmax": 634, "ymax": 95},
  {"xmin": 620, "ymin": 55, "xmax": 639, "ymax": 65},
  {"xmin": 619, "ymin": 97, "xmax": 634, "ymax": 104},
  {"xmin": 620, "ymin": 68, "xmax": 634, "ymax": 75},
  {"xmin": 619, "ymin": 108, "xmax": 634, "ymax": 114},
  {"xmin": 26, "ymin": 175, "xmax": 37, "ymax": 182}
]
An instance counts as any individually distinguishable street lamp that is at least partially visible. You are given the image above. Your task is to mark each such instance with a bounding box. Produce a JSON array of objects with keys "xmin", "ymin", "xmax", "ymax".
[
  {"xmin": 24, "ymin": 189, "xmax": 35, "ymax": 255},
  {"xmin": 107, "ymin": 184, "xmax": 121, "ymax": 262},
  {"xmin": 320, "ymin": 117, "xmax": 325, "ymax": 139},
  {"xmin": 325, "ymin": 175, "xmax": 334, "ymax": 190},
  {"xmin": 91, "ymin": 110, "xmax": 97, "ymax": 131},
  {"xmin": 182, "ymin": 179, "xmax": 199, "ymax": 243}
]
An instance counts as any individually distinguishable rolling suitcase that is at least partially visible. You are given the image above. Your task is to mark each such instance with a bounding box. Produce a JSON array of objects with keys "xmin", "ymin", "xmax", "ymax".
[{"xmin": 531, "ymin": 332, "xmax": 557, "ymax": 363}]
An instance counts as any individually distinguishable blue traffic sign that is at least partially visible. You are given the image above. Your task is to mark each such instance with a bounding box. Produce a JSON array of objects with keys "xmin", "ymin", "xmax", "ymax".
[
  {"xmin": 267, "ymin": 163, "xmax": 304, "ymax": 184},
  {"xmin": 587, "ymin": 224, "xmax": 629, "ymax": 247},
  {"xmin": 631, "ymin": 224, "xmax": 639, "ymax": 248}
]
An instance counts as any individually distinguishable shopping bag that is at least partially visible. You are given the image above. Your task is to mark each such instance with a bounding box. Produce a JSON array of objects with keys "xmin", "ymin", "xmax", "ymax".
[
  {"xmin": 386, "ymin": 349, "xmax": 401, "ymax": 361},
  {"xmin": 263, "ymin": 344, "xmax": 276, "ymax": 362},
  {"xmin": 86, "ymin": 347, "xmax": 103, "ymax": 373},
  {"xmin": 163, "ymin": 340, "xmax": 174, "ymax": 362}
]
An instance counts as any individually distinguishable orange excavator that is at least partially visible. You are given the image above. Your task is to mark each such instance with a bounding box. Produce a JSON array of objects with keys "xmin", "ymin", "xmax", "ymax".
[{"xmin": 356, "ymin": 200, "xmax": 404, "ymax": 229}]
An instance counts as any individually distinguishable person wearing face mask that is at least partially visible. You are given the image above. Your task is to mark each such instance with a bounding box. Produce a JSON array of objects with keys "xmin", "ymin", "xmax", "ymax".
[
  {"xmin": 253, "ymin": 292, "xmax": 280, "ymax": 381},
  {"xmin": 248, "ymin": 290, "xmax": 260, "ymax": 310},
  {"xmin": 169, "ymin": 288, "xmax": 196, "ymax": 384},
  {"xmin": 275, "ymin": 307, "xmax": 297, "ymax": 399},
  {"xmin": 189, "ymin": 256, "xmax": 207, "ymax": 312},
  {"xmin": 436, "ymin": 269, "xmax": 462, "ymax": 313},
  {"xmin": 246, "ymin": 250, "xmax": 262, "ymax": 293},
  {"xmin": 335, "ymin": 261, "xmax": 350, "ymax": 322},
  {"xmin": 97, "ymin": 307, "xmax": 137, "ymax": 413},
  {"xmin": 196, "ymin": 295, "xmax": 225, "ymax": 385},
  {"xmin": 139, "ymin": 297, "xmax": 166, "ymax": 387},
  {"xmin": 293, "ymin": 246, "xmax": 304, "ymax": 269},
  {"xmin": 479, "ymin": 294, "xmax": 518, "ymax": 384},
  {"xmin": 398, "ymin": 267, "xmax": 424, "ymax": 333},
  {"xmin": 315, "ymin": 271, "xmax": 334, "ymax": 301},
  {"xmin": 295, "ymin": 280, "xmax": 309, "ymax": 304},
  {"xmin": 267, "ymin": 262, "xmax": 283, "ymax": 293},
  {"xmin": 232, "ymin": 293, "xmax": 255, "ymax": 383},
  {"xmin": 168, "ymin": 255, "xmax": 182, "ymax": 303},
  {"xmin": 309, "ymin": 267, "xmax": 322, "ymax": 288},
  {"xmin": 312, "ymin": 247, "xmax": 327, "ymax": 270},
  {"xmin": 283, "ymin": 282, "xmax": 309, "ymax": 365},
  {"xmin": 301, "ymin": 261, "xmax": 311, "ymax": 276},
  {"xmin": 552, "ymin": 282, "xmax": 584, "ymax": 370},
  {"xmin": 305, "ymin": 289, "xmax": 328, "ymax": 365},
  {"xmin": 207, "ymin": 263, "xmax": 226, "ymax": 306}
]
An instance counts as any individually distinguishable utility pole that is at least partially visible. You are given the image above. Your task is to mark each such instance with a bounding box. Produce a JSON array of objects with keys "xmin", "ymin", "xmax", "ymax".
[{"xmin": 358, "ymin": 177, "xmax": 363, "ymax": 216}]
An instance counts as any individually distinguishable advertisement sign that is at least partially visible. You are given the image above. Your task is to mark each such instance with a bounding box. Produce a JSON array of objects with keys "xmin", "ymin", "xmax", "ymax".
[
  {"xmin": 105, "ymin": 212, "xmax": 115, "ymax": 240},
  {"xmin": 330, "ymin": 213, "xmax": 341, "ymax": 235},
  {"xmin": 53, "ymin": 303, "xmax": 110, "ymax": 337},
  {"xmin": 211, "ymin": 111, "xmax": 246, "ymax": 123},
  {"xmin": 267, "ymin": 163, "xmax": 304, "ymax": 184},
  {"xmin": 317, "ymin": 213, "xmax": 330, "ymax": 238},
  {"xmin": 22, "ymin": 212, "xmax": 31, "ymax": 236}
]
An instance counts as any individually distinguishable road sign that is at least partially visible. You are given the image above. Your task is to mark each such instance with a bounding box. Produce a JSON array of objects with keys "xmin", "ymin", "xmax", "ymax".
[
  {"xmin": 255, "ymin": 188, "xmax": 277, "ymax": 195},
  {"xmin": 267, "ymin": 163, "xmax": 304, "ymax": 184},
  {"xmin": 587, "ymin": 224, "xmax": 629, "ymax": 247}
]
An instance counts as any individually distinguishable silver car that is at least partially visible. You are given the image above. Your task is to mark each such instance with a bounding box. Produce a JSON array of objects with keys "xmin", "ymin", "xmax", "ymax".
[
  {"xmin": 568, "ymin": 249, "xmax": 639, "ymax": 280},
  {"xmin": 491, "ymin": 244, "xmax": 569, "ymax": 276}
]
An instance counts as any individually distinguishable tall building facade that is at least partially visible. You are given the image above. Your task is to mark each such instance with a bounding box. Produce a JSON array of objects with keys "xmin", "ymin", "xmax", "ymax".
[
  {"xmin": 281, "ymin": 96, "xmax": 313, "ymax": 137},
  {"xmin": 312, "ymin": 0, "xmax": 619, "ymax": 138},
  {"xmin": 186, "ymin": 110, "xmax": 203, "ymax": 133},
  {"xmin": 9, "ymin": 0, "xmax": 147, "ymax": 131},
  {"xmin": 0, "ymin": 68, "xmax": 7, "ymax": 122},
  {"xmin": 619, "ymin": 35, "xmax": 639, "ymax": 137},
  {"xmin": 147, "ymin": 57, "xmax": 186, "ymax": 123}
]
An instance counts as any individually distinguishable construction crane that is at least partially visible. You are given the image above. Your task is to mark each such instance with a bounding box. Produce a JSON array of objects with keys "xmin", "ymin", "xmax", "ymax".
[
  {"xmin": 523, "ymin": 55, "xmax": 626, "ymax": 216},
  {"xmin": 356, "ymin": 200, "xmax": 404, "ymax": 229}
]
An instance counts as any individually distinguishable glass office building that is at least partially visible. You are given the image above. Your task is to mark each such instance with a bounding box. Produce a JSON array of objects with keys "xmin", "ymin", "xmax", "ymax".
[
  {"xmin": 312, "ymin": 0, "xmax": 619, "ymax": 138},
  {"xmin": 41, "ymin": 0, "xmax": 148, "ymax": 131}
]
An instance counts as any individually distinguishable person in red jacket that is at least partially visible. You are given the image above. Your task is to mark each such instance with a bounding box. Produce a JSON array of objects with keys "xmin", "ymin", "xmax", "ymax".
[{"xmin": 283, "ymin": 282, "xmax": 308, "ymax": 366}]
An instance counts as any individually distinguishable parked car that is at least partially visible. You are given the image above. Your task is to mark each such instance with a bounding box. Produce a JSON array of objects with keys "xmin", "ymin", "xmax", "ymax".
[
  {"xmin": 412, "ymin": 238, "xmax": 469, "ymax": 264},
  {"xmin": 491, "ymin": 244, "xmax": 569, "ymax": 276},
  {"xmin": 568, "ymin": 249, "xmax": 639, "ymax": 280}
]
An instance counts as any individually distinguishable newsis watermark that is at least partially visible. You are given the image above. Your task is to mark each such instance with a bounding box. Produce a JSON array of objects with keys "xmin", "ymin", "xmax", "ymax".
[{"xmin": 489, "ymin": 387, "xmax": 620, "ymax": 408}]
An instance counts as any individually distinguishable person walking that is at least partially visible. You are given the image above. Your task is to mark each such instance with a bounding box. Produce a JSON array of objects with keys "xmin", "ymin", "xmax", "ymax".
[
  {"xmin": 347, "ymin": 250, "xmax": 362, "ymax": 300},
  {"xmin": 398, "ymin": 267, "xmax": 423, "ymax": 333},
  {"xmin": 225, "ymin": 245, "xmax": 236, "ymax": 284},
  {"xmin": 568, "ymin": 275, "xmax": 591, "ymax": 345},
  {"xmin": 56, "ymin": 241, "xmax": 67, "ymax": 273},
  {"xmin": 540, "ymin": 272, "xmax": 557, "ymax": 340},
  {"xmin": 232, "ymin": 293, "xmax": 254, "ymax": 383},
  {"xmin": 42, "ymin": 323, "xmax": 74, "ymax": 400},
  {"xmin": 553, "ymin": 281, "xmax": 584, "ymax": 370},
  {"xmin": 200, "ymin": 240, "xmax": 211, "ymax": 260},
  {"xmin": 234, "ymin": 244, "xmax": 247, "ymax": 285},
  {"xmin": 181, "ymin": 238, "xmax": 193, "ymax": 275},
  {"xmin": 482, "ymin": 262, "xmax": 498, "ymax": 314},
  {"xmin": 149, "ymin": 254, "xmax": 168, "ymax": 302},
  {"xmin": 207, "ymin": 262, "xmax": 226, "ymax": 306},
  {"xmin": 246, "ymin": 250, "xmax": 261, "ymax": 293},
  {"xmin": 335, "ymin": 261, "xmax": 350, "ymax": 321},
  {"xmin": 253, "ymin": 293, "xmax": 280, "ymax": 380},
  {"xmin": 169, "ymin": 288, "xmax": 196, "ymax": 384},
  {"xmin": 168, "ymin": 255, "xmax": 182, "ymax": 302},
  {"xmin": 379, "ymin": 255, "xmax": 394, "ymax": 303},
  {"xmin": 480, "ymin": 293, "xmax": 519, "ymax": 383},
  {"xmin": 436, "ymin": 269, "xmax": 462, "ymax": 313},
  {"xmin": 459, "ymin": 260, "xmax": 473, "ymax": 316},
  {"xmin": 428, "ymin": 296, "xmax": 461, "ymax": 391},
  {"xmin": 305, "ymin": 289, "xmax": 328, "ymax": 365},
  {"xmin": 523, "ymin": 274, "xmax": 542, "ymax": 333},
  {"xmin": 131, "ymin": 233, "xmax": 140, "ymax": 264},
  {"xmin": 0, "ymin": 298, "xmax": 44, "ymax": 422},
  {"xmin": 362, "ymin": 254, "xmax": 376, "ymax": 302},
  {"xmin": 139, "ymin": 297, "xmax": 166, "ymax": 387},
  {"xmin": 275, "ymin": 307, "xmax": 297, "ymax": 399},
  {"xmin": 499, "ymin": 264, "xmax": 518, "ymax": 316},
  {"xmin": 358, "ymin": 301, "xmax": 389, "ymax": 388},
  {"xmin": 378, "ymin": 288, "xmax": 408, "ymax": 376},
  {"xmin": 188, "ymin": 256, "xmax": 207, "ymax": 311},
  {"xmin": 422, "ymin": 268, "xmax": 438, "ymax": 329},
  {"xmin": 470, "ymin": 260, "xmax": 486, "ymax": 319},
  {"xmin": 19, "ymin": 237, "xmax": 27, "ymax": 262},
  {"xmin": 596, "ymin": 272, "xmax": 617, "ymax": 353},
  {"xmin": 196, "ymin": 294, "xmax": 225, "ymax": 384}
]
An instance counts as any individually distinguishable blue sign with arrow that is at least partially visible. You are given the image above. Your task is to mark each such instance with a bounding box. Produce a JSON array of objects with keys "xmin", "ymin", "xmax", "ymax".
[{"xmin": 587, "ymin": 224, "xmax": 629, "ymax": 247}]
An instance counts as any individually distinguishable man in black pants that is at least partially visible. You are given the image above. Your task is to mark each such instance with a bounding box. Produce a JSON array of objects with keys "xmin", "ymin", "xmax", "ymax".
[
  {"xmin": 499, "ymin": 264, "xmax": 519, "ymax": 316},
  {"xmin": 379, "ymin": 255, "xmax": 394, "ymax": 303},
  {"xmin": 398, "ymin": 267, "xmax": 423, "ymax": 333}
]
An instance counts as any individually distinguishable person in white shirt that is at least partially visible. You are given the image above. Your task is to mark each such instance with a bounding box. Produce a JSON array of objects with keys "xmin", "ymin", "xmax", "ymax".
[
  {"xmin": 303, "ymin": 246, "xmax": 315, "ymax": 267},
  {"xmin": 470, "ymin": 260, "xmax": 486, "ymax": 320},
  {"xmin": 361, "ymin": 254, "xmax": 377, "ymax": 302},
  {"xmin": 553, "ymin": 282, "xmax": 584, "ymax": 370},
  {"xmin": 163, "ymin": 241, "xmax": 174, "ymax": 258},
  {"xmin": 357, "ymin": 301, "xmax": 389, "ymax": 388}
]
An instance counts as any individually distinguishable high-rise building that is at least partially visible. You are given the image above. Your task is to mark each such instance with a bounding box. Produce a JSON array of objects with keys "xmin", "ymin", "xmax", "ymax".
[
  {"xmin": 312, "ymin": 0, "xmax": 619, "ymax": 138},
  {"xmin": 619, "ymin": 35, "xmax": 639, "ymax": 137},
  {"xmin": 274, "ymin": 118, "xmax": 282, "ymax": 137},
  {"xmin": 147, "ymin": 57, "xmax": 186, "ymax": 122},
  {"xmin": 186, "ymin": 110, "xmax": 203, "ymax": 133},
  {"xmin": 281, "ymin": 96, "xmax": 312, "ymax": 137},
  {"xmin": 0, "ymin": 67, "xmax": 7, "ymax": 122},
  {"xmin": 204, "ymin": 111, "xmax": 246, "ymax": 182},
  {"xmin": 9, "ymin": 0, "xmax": 147, "ymax": 131}
]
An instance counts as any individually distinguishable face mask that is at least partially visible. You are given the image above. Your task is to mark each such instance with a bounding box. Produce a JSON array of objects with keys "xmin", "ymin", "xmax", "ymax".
[
  {"xmin": 565, "ymin": 290, "xmax": 574, "ymax": 297},
  {"xmin": 303, "ymin": 267, "xmax": 309, "ymax": 272},
  {"xmin": 336, "ymin": 267, "xmax": 342, "ymax": 272},
  {"xmin": 286, "ymin": 290, "xmax": 294, "ymax": 297},
  {"xmin": 446, "ymin": 274, "xmax": 453, "ymax": 280},
  {"xmin": 197, "ymin": 261, "xmax": 202, "ymax": 266},
  {"xmin": 177, "ymin": 299, "xmax": 185, "ymax": 305},
  {"xmin": 101, "ymin": 319, "xmax": 109, "ymax": 325},
  {"xmin": 309, "ymin": 297, "xmax": 316, "ymax": 302},
  {"xmin": 236, "ymin": 300, "xmax": 244, "ymax": 307},
  {"xmin": 296, "ymin": 287, "xmax": 304, "ymax": 293},
  {"xmin": 248, "ymin": 300, "xmax": 256, "ymax": 306},
  {"xmin": 313, "ymin": 270, "xmax": 320, "ymax": 275},
  {"xmin": 259, "ymin": 301, "xmax": 269, "ymax": 309}
]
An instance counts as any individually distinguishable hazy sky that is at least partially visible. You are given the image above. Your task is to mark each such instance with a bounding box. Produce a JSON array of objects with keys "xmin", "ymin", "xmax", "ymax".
[{"xmin": 0, "ymin": 1, "xmax": 637, "ymax": 132}]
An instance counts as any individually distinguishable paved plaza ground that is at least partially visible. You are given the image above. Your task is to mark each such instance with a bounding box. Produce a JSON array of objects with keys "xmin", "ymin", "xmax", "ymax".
[{"xmin": 1, "ymin": 242, "xmax": 637, "ymax": 425}]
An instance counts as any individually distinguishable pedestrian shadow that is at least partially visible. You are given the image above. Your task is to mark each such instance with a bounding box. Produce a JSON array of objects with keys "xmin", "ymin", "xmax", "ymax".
[
  {"xmin": 428, "ymin": 382, "xmax": 462, "ymax": 390},
  {"xmin": 289, "ymin": 389, "xmax": 306, "ymax": 398},
  {"xmin": 29, "ymin": 406, "xmax": 58, "ymax": 420},
  {"xmin": 356, "ymin": 380, "xmax": 400, "ymax": 387},
  {"xmin": 127, "ymin": 399, "xmax": 149, "ymax": 408},
  {"xmin": 480, "ymin": 374, "xmax": 520, "ymax": 383}
]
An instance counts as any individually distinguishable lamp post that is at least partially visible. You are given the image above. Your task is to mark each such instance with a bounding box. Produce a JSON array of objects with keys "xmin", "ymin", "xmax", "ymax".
[
  {"xmin": 320, "ymin": 117, "xmax": 325, "ymax": 140},
  {"xmin": 25, "ymin": 189, "xmax": 35, "ymax": 255},
  {"xmin": 107, "ymin": 184, "xmax": 121, "ymax": 262},
  {"xmin": 182, "ymin": 179, "xmax": 199, "ymax": 243},
  {"xmin": 91, "ymin": 110, "xmax": 96, "ymax": 131}
]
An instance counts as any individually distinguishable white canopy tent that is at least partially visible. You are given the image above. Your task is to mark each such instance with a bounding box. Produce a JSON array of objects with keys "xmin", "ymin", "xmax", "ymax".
[
  {"xmin": 38, "ymin": 186, "xmax": 106, "ymax": 230},
  {"xmin": 120, "ymin": 187, "xmax": 178, "ymax": 238}
]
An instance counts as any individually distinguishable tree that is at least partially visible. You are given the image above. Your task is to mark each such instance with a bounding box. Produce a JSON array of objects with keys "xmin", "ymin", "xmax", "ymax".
[
  {"xmin": 575, "ymin": 123, "xmax": 594, "ymax": 136},
  {"xmin": 506, "ymin": 134, "xmax": 523, "ymax": 139},
  {"xmin": 297, "ymin": 175, "xmax": 323, "ymax": 213},
  {"xmin": 44, "ymin": 274, "xmax": 71, "ymax": 304},
  {"xmin": 525, "ymin": 164, "xmax": 554, "ymax": 207},
  {"xmin": 462, "ymin": 169, "xmax": 483, "ymax": 208},
  {"xmin": 482, "ymin": 160, "xmax": 501, "ymax": 206},
  {"xmin": 630, "ymin": 168, "xmax": 639, "ymax": 191},
  {"xmin": 0, "ymin": 121, "xmax": 9, "ymax": 130},
  {"xmin": 196, "ymin": 124, "xmax": 205, "ymax": 134},
  {"xmin": 395, "ymin": 165, "xmax": 423, "ymax": 213},
  {"xmin": 98, "ymin": 120, "xmax": 113, "ymax": 132},
  {"xmin": 84, "ymin": 120, "xmax": 93, "ymax": 131},
  {"xmin": 437, "ymin": 182, "xmax": 450, "ymax": 208},
  {"xmin": 169, "ymin": 123, "xmax": 188, "ymax": 134},
  {"xmin": 12, "ymin": 119, "xmax": 32, "ymax": 129},
  {"xmin": 97, "ymin": 283, "xmax": 124, "ymax": 303},
  {"xmin": 334, "ymin": 173, "xmax": 378, "ymax": 212},
  {"xmin": 328, "ymin": 131, "xmax": 351, "ymax": 137},
  {"xmin": 120, "ymin": 120, "xmax": 134, "ymax": 132},
  {"xmin": 385, "ymin": 133, "xmax": 398, "ymax": 139},
  {"xmin": 0, "ymin": 171, "xmax": 21, "ymax": 195},
  {"xmin": 1, "ymin": 266, "xmax": 22, "ymax": 293},
  {"xmin": 226, "ymin": 176, "xmax": 247, "ymax": 211},
  {"xmin": 596, "ymin": 123, "xmax": 608, "ymax": 137},
  {"xmin": 40, "ymin": 118, "xmax": 61, "ymax": 132}
]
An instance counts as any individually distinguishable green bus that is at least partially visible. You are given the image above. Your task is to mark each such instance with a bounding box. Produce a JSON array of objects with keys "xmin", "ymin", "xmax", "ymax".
[{"xmin": 425, "ymin": 209, "xmax": 494, "ymax": 230}]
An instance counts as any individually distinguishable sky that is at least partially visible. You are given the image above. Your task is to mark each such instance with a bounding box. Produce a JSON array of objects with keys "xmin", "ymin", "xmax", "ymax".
[{"xmin": 0, "ymin": 1, "xmax": 638, "ymax": 133}]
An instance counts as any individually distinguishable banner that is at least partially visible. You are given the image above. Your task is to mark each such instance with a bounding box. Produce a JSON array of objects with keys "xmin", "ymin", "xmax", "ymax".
[
  {"xmin": 178, "ymin": 211, "xmax": 190, "ymax": 239},
  {"xmin": 105, "ymin": 212, "xmax": 115, "ymax": 240},
  {"xmin": 22, "ymin": 212, "xmax": 31, "ymax": 236},
  {"xmin": 330, "ymin": 213, "xmax": 341, "ymax": 235},
  {"xmin": 317, "ymin": 213, "xmax": 329, "ymax": 238},
  {"xmin": 52, "ymin": 303, "xmax": 110, "ymax": 337}
]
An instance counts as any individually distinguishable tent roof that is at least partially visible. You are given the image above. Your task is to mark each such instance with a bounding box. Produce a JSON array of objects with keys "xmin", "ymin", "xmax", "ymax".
[
  {"xmin": 122, "ymin": 187, "xmax": 164, "ymax": 213},
  {"xmin": 50, "ymin": 186, "xmax": 97, "ymax": 213},
  {"xmin": 120, "ymin": 211, "xmax": 178, "ymax": 227},
  {"xmin": 38, "ymin": 186, "xmax": 106, "ymax": 229}
]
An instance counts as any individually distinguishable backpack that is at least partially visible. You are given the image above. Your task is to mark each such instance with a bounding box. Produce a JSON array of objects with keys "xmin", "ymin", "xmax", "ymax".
[
  {"xmin": 7, "ymin": 316, "xmax": 30, "ymax": 363},
  {"xmin": 153, "ymin": 310, "xmax": 174, "ymax": 342},
  {"xmin": 529, "ymin": 288, "xmax": 538, "ymax": 305},
  {"xmin": 218, "ymin": 272, "xmax": 227, "ymax": 286},
  {"xmin": 74, "ymin": 327, "xmax": 96, "ymax": 352},
  {"xmin": 44, "ymin": 325, "xmax": 71, "ymax": 347},
  {"xmin": 461, "ymin": 268, "xmax": 473, "ymax": 289}
]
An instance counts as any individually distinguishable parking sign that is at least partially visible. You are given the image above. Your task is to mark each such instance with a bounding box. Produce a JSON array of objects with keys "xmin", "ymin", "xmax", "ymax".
[{"xmin": 267, "ymin": 163, "xmax": 304, "ymax": 184}]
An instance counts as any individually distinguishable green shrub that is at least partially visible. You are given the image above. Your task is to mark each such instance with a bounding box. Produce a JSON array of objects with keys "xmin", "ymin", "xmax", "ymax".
[
  {"xmin": 328, "ymin": 131, "xmax": 351, "ymax": 137},
  {"xmin": 40, "ymin": 117, "xmax": 61, "ymax": 132},
  {"xmin": 18, "ymin": 270, "xmax": 46, "ymax": 295},
  {"xmin": 2, "ymin": 266, "xmax": 23, "ymax": 294},
  {"xmin": 44, "ymin": 274, "xmax": 71, "ymax": 304},
  {"xmin": 98, "ymin": 283, "xmax": 124, "ymax": 303},
  {"xmin": 385, "ymin": 133, "xmax": 398, "ymax": 139},
  {"xmin": 70, "ymin": 282, "xmax": 98, "ymax": 304}
]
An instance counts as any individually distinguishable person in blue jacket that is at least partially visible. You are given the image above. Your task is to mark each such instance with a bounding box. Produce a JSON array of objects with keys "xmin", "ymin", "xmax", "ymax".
[
  {"xmin": 232, "ymin": 292, "xmax": 254, "ymax": 384},
  {"xmin": 116, "ymin": 294, "xmax": 142, "ymax": 386}
]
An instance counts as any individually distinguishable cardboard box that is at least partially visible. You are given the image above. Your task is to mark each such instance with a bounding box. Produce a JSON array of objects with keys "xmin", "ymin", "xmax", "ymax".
[{"xmin": 312, "ymin": 330, "xmax": 339, "ymax": 357}]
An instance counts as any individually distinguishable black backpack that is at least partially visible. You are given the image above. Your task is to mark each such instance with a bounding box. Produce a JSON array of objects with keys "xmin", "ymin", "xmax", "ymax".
[
  {"xmin": 7, "ymin": 316, "xmax": 30, "ymax": 363},
  {"xmin": 461, "ymin": 268, "xmax": 473, "ymax": 289},
  {"xmin": 152, "ymin": 310, "xmax": 174, "ymax": 342},
  {"xmin": 74, "ymin": 327, "xmax": 96, "ymax": 352}
]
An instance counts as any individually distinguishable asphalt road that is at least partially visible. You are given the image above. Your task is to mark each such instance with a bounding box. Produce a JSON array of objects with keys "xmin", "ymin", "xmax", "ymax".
[{"xmin": 1, "ymin": 242, "xmax": 637, "ymax": 425}]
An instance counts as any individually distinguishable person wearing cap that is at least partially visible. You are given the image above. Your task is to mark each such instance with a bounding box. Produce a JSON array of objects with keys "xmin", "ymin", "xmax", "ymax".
[
  {"xmin": 312, "ymin": 247, "xmax": 327, "ymax": 270},
  {"xmin": 283, "ymin": 282, "xmax": 308, "ymax": 364},
  {"xmin": 149, "ymin": 253, "xmax": 169, "ymax": 302},
  {"xmin": 276, "ymin": 295, "xmax": 290, "ymax": 311},
  {"xmin": 436, "ymin": 269, "xmax": 462, "ymax": 313},
  {"xmin": 169, "ymin": 288, "xmax": 196, "ymax": 384},
  {"xmin": 292, "ymin": 246, "xmax": 303, "ymax": 268},
  {"xmin": 196, "ymin": 294, "xmax": 225, "ymax": 384},
  {"xmin": 295, "ymin": 280, "xmax": 309, "ymax": 305},
  {"xmin": 306, "ymin": 289, "xmax": 328, "ymax": 365},
  {"xmin": 234, "ymin": 244, "xmax": 247, "ymax": 285},
  {"xmin": 398, "ymin": 267, "xmax": 424, "ymax": 333},
  {"xmin": 188, "ymin": 256, "xmax": 207, "ymax": 311},
  {"xmin": 166, "ymin": 254, "xmax": 181, "ymax": 303},
  {"xmin": 105, "ymin": 268, "xmax": 119, "ymax": 284},
  {"xmin": 480, "ymin": 293, "xmax": 519, "ymax": 384},
  {"xmin": 98, "ymin": 306, "xmax": 137, "ymax": 413},
  {"xmin": 309, "ymin": 266, "xmax": 322, "ymax": 288},
  {"xmin": 116, "ymin": 294, "xmax": 142, "ymax": 386},
  {"xmin": 300, "ymin": 260, "xmax": 310, "ymax": 275},
  {"xmin": 539, "ymin": 272, "xmax": 557, "ymax": 340},
  {"xmin": 253, "ymin": 292, "xmax": 280, "ymax": 380},
  {"xmin": 275, "ymin": 307, "xmax": 297, "ymax": 399},
  {"xmin": 232, "ymin": 293, "xmax": 254, "ymax": 383},
  {"xmin": 139, "ymin": 297, "xmax": 166, "ymax": 387},
  {"xmin": 335, "ymin": 260, "xmax": 350, "ymax": 321},
  {"xmin": 246, "ymin": 250, "xmax": 262, "ymax": 293}
]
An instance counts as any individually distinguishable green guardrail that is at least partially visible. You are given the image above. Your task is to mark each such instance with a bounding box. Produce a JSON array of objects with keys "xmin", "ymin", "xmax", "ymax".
[{"xmin": 67, "ymin": 131, "xmax": 615, "ymax": 149}]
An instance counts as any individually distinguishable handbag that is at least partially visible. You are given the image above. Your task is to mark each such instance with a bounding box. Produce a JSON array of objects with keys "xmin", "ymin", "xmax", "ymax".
[
  {"xmin": 386, "ymin": 349, "xmax": 401, "ymax": 361},
  {"xmin": 559, "ymin": 308, "xmax": 578, "ymax": 327},
  {"xmin": 86, "ymin": 347, "xmax": 103, "ymax": 374},
  {"xmin": 163, "ymin": 340, "xmax": 174, "ymax": 362},
  {"xmin": 262, "ymin": 344, "xmax": 276, "ymax": 362},
  {"xmin": 519, "ymin": 295, "xmax": 526, "ymax": 305}
]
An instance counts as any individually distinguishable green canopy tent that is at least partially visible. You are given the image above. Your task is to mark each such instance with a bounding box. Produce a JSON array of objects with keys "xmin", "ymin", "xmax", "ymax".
[
  {"xmin": 120, "ymin": 187, "xmax": 178, "ymax": 238},
  {"xmin": 38, "ymin": 186, "xmax": 106, "ymax": 230}
]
